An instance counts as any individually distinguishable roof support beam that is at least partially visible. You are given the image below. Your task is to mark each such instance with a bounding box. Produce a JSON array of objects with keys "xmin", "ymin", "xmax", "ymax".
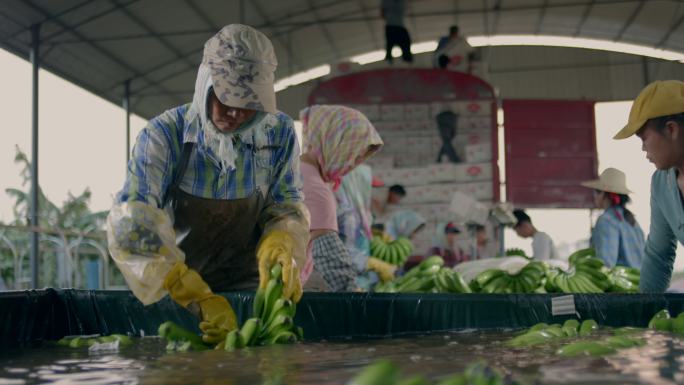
[
  {"xmin": 656, "ymin": 10, "xmax": 684, "ymax": 47},
  {"xmin": 306, "ymin": 0, "xmax": 342, "ymax": 61},
  {"xmin": 249, "ymin": 0, "xmax": 301, "ymax": 73},
  {"xmin": 112, "ymin": 0, "xmax": 641, "ymax": 96},
  {"xmin": 41, "ymin": 0, "xmax": 142, "ymax": 44},
  {"xmin": 23, "ymin": 0, "xmax": 181, "ymax": 105},
  {"xmin": 535, "ymin": 0, "xmax": 549, "ymax": 34},
  {"xmin": 491, "ymin": 0, "xmax": 503, "ymax": 35},
  {"xmin": 574, "ymin": 0, "xmax": 596, "ymax": 36},
  {"xmin": 614, "ymin": 0, "xmax": 645, "ymax": 41},
  {"xmin": 29, "ymin": 23, "xmax": 40, "ymax": 290},
  {"xmin": 110, "ymin": 0, "xmax": 198, "ymax": 77},
  {"xmin": 357, "ymin": 0, "xmax": 380, "ymax": 49},
  {"xmin": 7, "ymin": 0, "xmax": 94, "ymax": 40}
]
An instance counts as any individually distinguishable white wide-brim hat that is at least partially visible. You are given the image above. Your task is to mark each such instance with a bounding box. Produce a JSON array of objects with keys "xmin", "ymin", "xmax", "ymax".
[{"xmin": 580, "ymin": 167, "xmax": 632, "ymax": 195}]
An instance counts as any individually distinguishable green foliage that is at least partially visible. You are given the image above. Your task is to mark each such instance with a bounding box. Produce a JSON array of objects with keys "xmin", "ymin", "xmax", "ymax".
[{"xmin": 0, "ymin": 146, "xmax": 118, "ymax": 289}]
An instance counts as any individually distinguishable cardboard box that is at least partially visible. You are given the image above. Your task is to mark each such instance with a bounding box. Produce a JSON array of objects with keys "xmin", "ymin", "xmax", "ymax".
[
  {"xmin": 462, "ymin": 100, "xmax": 492, "ymax": 116},
  {"xmin": 380, "ymin": 137, "xmax": 407, "ymax": 154},
  {"xmin": 372, "ymin": 167, "xmax": 428, "ymax": 186},
  {"xmin": 367, "ymin": 155, "xmax": 394, "ymax": 169},
  {"xmin": 427, "ymin": 162, "xmax": 493, "ymax": 183},
  {"xmin": 465, "ymin": 143, "xmax": 493, "ymax": 163},
  {"xmin": 394, "ymin": 153, "xmax": 430, "ymax": 168},
  {"xmin": 460, "ymin": 116, "xmax": 493, "ymax": 130},
  {"xmin": 404, "ymin": 136, "xmax": 434, "ymax": 154},
  {"xmin": 348, "ymin": 104, "xmax": 381, "ymax": 121},
  {"xmin": 374, "ymin": 122, "xmax": 404, "ymax": 133},
  {"xmin": 453, "ymin": 131, "xmax": 493, "ymax": 146},
  {"xmin": 404, "ymin": 103, "xmax": 430, "ymax": 121},
  {"xmin": 380, "ymin": 104, "xmax": 405, "ymax": 121},
  {"xmin": 430, "ymin": 101, "xmax": 454, "ymax": 119}
]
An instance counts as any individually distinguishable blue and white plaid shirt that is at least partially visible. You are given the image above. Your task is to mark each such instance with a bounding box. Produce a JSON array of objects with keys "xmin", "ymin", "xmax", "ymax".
[
  {"xmin": 591, "ymin": 206, "xmax": 645, "ymax": 268},
  {"xmin": 116, "ymin": 104, "xmax": 302, "ymax": 207}
]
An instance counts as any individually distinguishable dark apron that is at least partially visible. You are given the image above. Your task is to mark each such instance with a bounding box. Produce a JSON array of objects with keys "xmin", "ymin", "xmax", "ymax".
[{"xmin": 164, "ymin": 142, "xmax": 262, "ymax": 291}]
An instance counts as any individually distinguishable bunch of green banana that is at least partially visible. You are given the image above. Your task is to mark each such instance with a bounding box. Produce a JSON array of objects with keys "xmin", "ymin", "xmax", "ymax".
[
  {"xmin": 223, "ymin": 263, "xmax": 302, "ymax": 351},
  {"xmin": 56, "ymin": 333, "xmax": 134, "ymax": 349},
  {"xmin": 158, "ymin": 321, "xmax": 210, "ymax": 351},
  {"xmin": 545, "ymin": 248, "xmax": 610, "ymax": 293},
  {"xmin": 374, "ymin": 256, "xmax": 446, "ymax": 293},
  {"xmin": 471, "ymin": 261, "xmax": 547, "ymax": 294},
  {"xmin": 433, "ymin": 267, "xmax": 472, "ymax": 294},
  {"xmin": 370, "ymin": 234, "xmax": 414, "ymax": 266},
  {"xmin": 507, "ymin": 319, "xmax": 598, "ymax": 347},
  {"xmin": 504, "ymin": 248, "xmax": 530, "ymax": 259},
  {"xmin": 606, "ymin": 265, "xmax": 640, "ymax": 293},
  {"xmin": 508, "ymin": 318, "xmax": 645, "ymax": 357},
  {"xmin": 647, "ymin": 309, "xmax": 684, "ymax": 336},
  {"xmin": 347, "ymin": 359, "xmax": 528, "ymax": 385}
]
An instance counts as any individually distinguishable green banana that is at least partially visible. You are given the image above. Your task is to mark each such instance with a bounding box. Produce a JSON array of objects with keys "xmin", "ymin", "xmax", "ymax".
[
  {"xmin": 395, "ymin": 375, "xmax": 431, "ymax": 385},
  {"xmin": 557, "ymin": 341, "xmax": 616, "ymax": 357},
  {"xmin": 648, "ymin": 309, "xmax": 671, "ymax": 329},
  {"xmin": 264, "ymin": 330, "xmax": 297, "ymax": 345},
  {"xmin": 158, "ymin": 321, "xmax": 209, "ymax": 351},
  {"xmin": 579, "ymin": 319, "xmax": 598, "ymax": 336},
  {"xmin": 567, "ymin": 248, "xmax": 596, "ymax": 264},
  {"xmin": 223, "ymin": 329, "xmax": 245, "ymax": 351},
  {"xmin": 475, "ymin": 269, "xmax": 504, "ymax": 287},
  {"xmin": 673, "ymin": 313, "xmax": 684, "ymax": 335},
  {"xmin": 264, "ymin": 314, "xmax": 294, "ymax": 336},
  {"xmin": 652, "ymin": 318, "xmax": 673, "ymax": 332},
  {"xmin": 239, "ymin": 318, "xmax": 260, "ymax": 346},
  {"xmin": 528, "ymin": 322, "xmax": 549, "ymax": 332},
  {"xmin": 507, "ymin": 330, "xmax": 556, "ymax": 347},
  {"xmin": 253, "ymin": 286, "xmax": 266, "ymax": 319},
  {"xmin": 562, "ymin": 319, "xmax": 580, "ymax": 337},
  {"xmin": 435, "ymin": 374, "xmax": 468, "ymax": 385},
  {"xmin": 604, "ymin": 336, "xmax": 644, "ymax": 349},
  {"xmin": 270, "ymin": 263, "xmax": 283, "ymax": 280},
  {"xmin": 348, "ymin": 359, "xmax": 399, "ymax": 385},
  {"xmin": 263, "ymin": 280, "xmax": 284, "ymax": 321}
]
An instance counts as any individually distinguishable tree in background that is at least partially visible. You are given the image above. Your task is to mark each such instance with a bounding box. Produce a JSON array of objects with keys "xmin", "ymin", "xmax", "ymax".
[{"xmin": 0, "ymin": 146, "xmax": 123, "ymax": 289}]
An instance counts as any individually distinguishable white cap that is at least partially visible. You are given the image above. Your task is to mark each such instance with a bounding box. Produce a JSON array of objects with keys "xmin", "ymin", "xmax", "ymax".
[{"xmin": 202, "ymin": 24, "xmax": 277, "ymax": 114}]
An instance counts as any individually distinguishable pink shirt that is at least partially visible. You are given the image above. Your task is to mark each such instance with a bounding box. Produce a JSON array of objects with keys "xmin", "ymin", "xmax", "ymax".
[{"xmin": 301, "ymin": 162, "xmax": 338, "ymax": 232}]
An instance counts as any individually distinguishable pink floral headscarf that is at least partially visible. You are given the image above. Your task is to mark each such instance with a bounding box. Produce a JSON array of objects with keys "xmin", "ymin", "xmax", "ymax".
[{"xmin": 300, "ymin": 105, "xmax": 383, "ymax": 191}]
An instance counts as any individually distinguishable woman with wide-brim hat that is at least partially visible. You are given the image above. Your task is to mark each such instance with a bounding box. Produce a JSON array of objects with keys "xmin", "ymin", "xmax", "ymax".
[{"xmin": 581, "ymin": 168, "xmax": 645, "ymax": 268}]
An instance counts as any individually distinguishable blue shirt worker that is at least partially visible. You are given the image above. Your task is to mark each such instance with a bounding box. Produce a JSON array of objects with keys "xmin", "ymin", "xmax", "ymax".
[
  {"xmin": 106, "ymin": 25, "xmax": 310, "ymax": 346},
  {"xmin": 581, "ymin": 168, "xmax": 645, "ymax": 268},
  {"xmin": 613, "ymin": 80, "xmax": 684, "ymax": 292}
]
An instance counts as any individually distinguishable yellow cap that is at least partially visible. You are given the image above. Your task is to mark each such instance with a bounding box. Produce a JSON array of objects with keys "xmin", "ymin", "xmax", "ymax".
[{"xmin": 613, "ymin": 80, "xmax": 684, "ymax": 140}]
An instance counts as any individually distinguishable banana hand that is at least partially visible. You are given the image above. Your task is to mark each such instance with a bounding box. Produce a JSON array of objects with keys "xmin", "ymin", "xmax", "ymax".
[{"xmin": 257, "ymin": 230, "xmax": 303, "ymax": 303}]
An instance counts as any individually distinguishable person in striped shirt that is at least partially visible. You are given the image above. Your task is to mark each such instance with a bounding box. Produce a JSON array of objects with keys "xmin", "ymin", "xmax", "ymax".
[{"xmin": 106, "ymin": 25, "xmax": 310, "ymax": 347}]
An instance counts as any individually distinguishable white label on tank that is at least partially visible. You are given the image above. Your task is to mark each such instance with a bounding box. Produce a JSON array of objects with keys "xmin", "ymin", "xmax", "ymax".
[{"xmin": 551, "ymin": 295, "xmax": 577, "ymax": 316}]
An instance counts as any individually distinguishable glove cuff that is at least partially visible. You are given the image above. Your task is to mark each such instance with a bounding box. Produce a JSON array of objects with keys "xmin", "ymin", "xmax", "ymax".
[{"xmin": 164, "ymin": 262, "xmax": 213, "ymax": 308}]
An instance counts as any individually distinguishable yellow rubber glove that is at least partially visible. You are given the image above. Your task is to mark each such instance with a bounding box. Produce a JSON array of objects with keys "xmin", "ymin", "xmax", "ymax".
[
  {"xmin": 256, "ymin": 230, "xmax": 303, "ymax": 303},
  {"xmin": 367, "ymin": 257, "xmax": 397, "ymax": 283},
  {"xmin": 163, "ymin": 262, "xmax": 237, "ymax": 345}
]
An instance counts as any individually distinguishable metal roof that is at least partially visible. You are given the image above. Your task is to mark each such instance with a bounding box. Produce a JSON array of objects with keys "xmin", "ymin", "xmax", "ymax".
[{"xmin": 1, "ymin": 0, "xmax": 683, "ymax": 119}]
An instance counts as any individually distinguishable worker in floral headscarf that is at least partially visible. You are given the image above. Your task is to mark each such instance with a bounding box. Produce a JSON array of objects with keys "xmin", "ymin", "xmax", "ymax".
[
  {"xmin": 106, "ymin": 25, "xmax": 310, "ymax": 347},
  {"xmin": 299, "ymin": 105, "xmax": 394, "ymax": 290}
]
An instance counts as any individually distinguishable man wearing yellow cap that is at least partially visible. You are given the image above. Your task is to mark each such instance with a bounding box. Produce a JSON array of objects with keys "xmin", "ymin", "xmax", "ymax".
[{"xmin": 614, "ymin": 80, "xmax": 684, "ymax": 292}]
